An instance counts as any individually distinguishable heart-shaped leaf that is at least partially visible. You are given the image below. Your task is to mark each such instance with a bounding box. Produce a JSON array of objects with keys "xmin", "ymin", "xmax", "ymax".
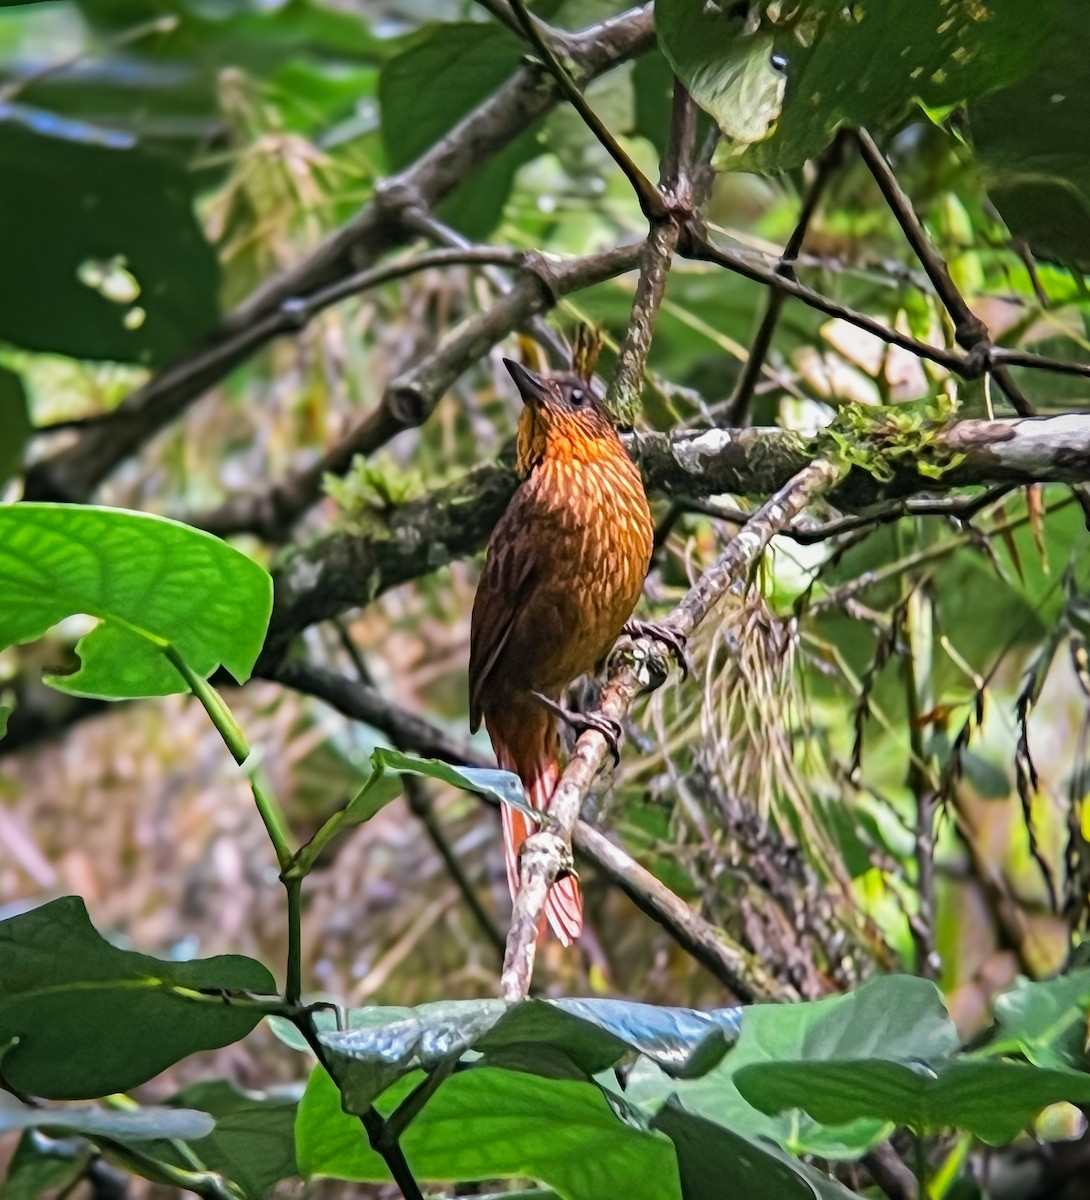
[
  {"xmin": 0, "ymin": 504, "xmax": 272, "ymax": 699},
  {"xmin": 0, "ymin": 896, "xmax": 275, "ymax": 1099}
]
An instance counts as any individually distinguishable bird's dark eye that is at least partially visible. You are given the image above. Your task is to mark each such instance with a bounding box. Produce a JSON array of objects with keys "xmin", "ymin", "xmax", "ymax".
[{"xmin": 569, "ymin": 388, "xmax": 585, "ymax": 407}]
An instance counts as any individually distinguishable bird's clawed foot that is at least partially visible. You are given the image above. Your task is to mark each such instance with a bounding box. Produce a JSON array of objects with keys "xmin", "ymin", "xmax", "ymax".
[
  {"xmin": 623, "ymin": 619, "xmax": 692, "ymax": 678},
  {"xmin": 531, "ymin": 691, "xmax": 623, "ymax": 765}
]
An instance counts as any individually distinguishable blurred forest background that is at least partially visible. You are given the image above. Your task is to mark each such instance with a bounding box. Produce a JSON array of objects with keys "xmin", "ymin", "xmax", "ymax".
[{"xmin": 4, "ymin": 0, "xmax": 1090, "ymax": 1196}]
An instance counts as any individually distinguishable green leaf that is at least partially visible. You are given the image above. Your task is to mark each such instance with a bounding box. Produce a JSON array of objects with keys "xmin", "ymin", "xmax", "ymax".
[
  {"xmin": 656, "ymin": 0, "xmax": 1057, "ymax": 172},
  {"xmin": 989, "ymin": 969, "xmax": 1090, "ymax": 1070},
  {"xmin": 654, "ymin": 1103, "xmax": 858, "ymax": 1200},
  {"xmin": 627, "ymin": 975, "xmax": 958, "ymax": 1159},
  {"xmin": 0, "ymin": 705, "xmax": 9, "ymax": 740},
  {"xmin": 0, "ymin": 1098, "xmax": 215, "ymax": 1142},
  {"xmin": 970, "ymin": 6, "xmax": 1090, "ymax": 270},
  {"xmin": 369, "ymin": 747, "xmax": 535, "ymax": 817},
  {"xmin": 379, "ymin": 23, "xmax": 541, "ymax": 238},
  {"xmin": 734, "ymin": 1057, "xmax": 1090, "ymax": 1146},
  {"xmin": 0, "ymin": 366, "xmax": 30, "ymax": 487},
  {"xmin": 306, "ymin": 996, "xmax": 741, "ymax": 1112},
  {"xmin": 0, "ymin": 504, "xmax": 272, "ymax": 699},
  {"xmin": 0, "ymin": 896, "xmax": 275, "ymax": 1099},
  {"xmin": 136, "ymin": 1081, "xmax": 298, "ymax": 1200},
  {"xmin": 0, "ymin": 101, "xmax": 219, "ymax": 365},
  {"xmin": 297, "ymin": 1064, "xmax": 683, "ymax": 1200},
  {"xmin": 3, "ymin": 1133, "xmax": 92, "ymax": 1200}
]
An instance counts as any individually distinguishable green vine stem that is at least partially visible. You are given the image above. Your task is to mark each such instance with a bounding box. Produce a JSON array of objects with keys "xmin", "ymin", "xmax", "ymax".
[{"xmin": 163, "ymin": 645, "xmax": 303, "ymax": 1006}]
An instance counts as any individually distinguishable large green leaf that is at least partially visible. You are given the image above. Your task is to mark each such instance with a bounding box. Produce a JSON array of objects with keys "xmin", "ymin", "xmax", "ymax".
[
  {"xmin": 735, "ymin": 1057, "xmax": 1090, "ymax": 1145},
  {"xmin": 656, "ymin": 0, "xmax": 1057, "ymax": 172},
  {"xmin": 0, "ymin": 366, "xmax": 30, "ymax": 487},
  {"xmin": 0, "ymin": 896, "xmax": 274, "ymax": 1099},
  {"xmin": 970, "ymin": 6, "xmax": 1090, "ymax": 270},
  {"xmin": 0, "ymin": 102, "xmax": 219, "ymax": 365},
  {"xmin": 135, "ymin": 1081, "xmax": 298, "ymax": 1200},
  {"xmin": 379, "ymin": 23, "xmax": 541, "ymax": 238},
  {"xmin": 626, "ymin": 975, "xmax": 958, "ymax": 1159},
  {"xmin": 0, "ymin": 504, "xmax": 272, "ymax": 699},
  {"xmin": 274, "ymin": 995, "xmax": 741, "ymax": 1110},
  {"xmin": 297, "ymin": 1064, "xmax": 684, "ymax": 1200}
]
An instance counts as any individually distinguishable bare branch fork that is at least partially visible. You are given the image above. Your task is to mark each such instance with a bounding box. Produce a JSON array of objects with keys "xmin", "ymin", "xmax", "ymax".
[{"xmin": 500, "ymin": 459, "xmax": 842, "ymax": 1000}]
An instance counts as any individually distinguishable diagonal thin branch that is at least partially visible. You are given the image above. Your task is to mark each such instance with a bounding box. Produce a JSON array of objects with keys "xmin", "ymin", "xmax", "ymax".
[
  {"xmin": 499, "ymin": 459, "xmax": 843, "ymax": 1000},
  {"xmin": 724, "ymin": 134, "xmax": 844, "ymax": 426},
  {"xmin": 504, "ymin": 0, "xmax": 667, "ymax": 221},
  {"xmin": 267, "ymin": 658, "xmax": 790, "ymax": 998},
  {"xmin": 402, "ymin": 206, "xmax": 569, "ymax": 364},
  {"xmin": 855, "ymin": 127, "xmax": 1090, "ymax": 527},
  {"xmin": 605, "ymin": 78, "xmax": 695, "ymax": 421},
  {"xmin": 855, "ymin": 128, "xmax": 1030, "ymax": 415},
  {"xmin": 681, "ymin": 221, "xmax": 1090, "ymax": 387}
]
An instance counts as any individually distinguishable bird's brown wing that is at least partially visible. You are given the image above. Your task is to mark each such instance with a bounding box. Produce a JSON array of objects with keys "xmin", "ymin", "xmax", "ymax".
[{"xmin": 468, "ymin": 495, "xmax": 540, "ymax": 732}]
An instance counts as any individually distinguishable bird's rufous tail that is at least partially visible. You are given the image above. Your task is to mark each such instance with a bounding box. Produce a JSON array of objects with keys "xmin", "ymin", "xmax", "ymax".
[{"xmin": 490, "ymin": 707, "xmax": 582, "ymax": 945}]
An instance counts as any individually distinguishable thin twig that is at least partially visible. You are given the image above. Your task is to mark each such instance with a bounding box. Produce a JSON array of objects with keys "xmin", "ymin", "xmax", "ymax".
[
  {"xmin": 681, "ymin": 486, "xmax": 1013, "ymax": 545},
  {"xmin": 682, "ymin": 221, "xmax": 1090, "ymax": 388},
  {"xmin": 403, "ymin": 206, "xmax": 569, "ymax": 363},
  {"xmin": 605, "ymin": 77, "xmax": 694, "ymax": 420},
  {"xmin": 405, "ymin": 779, "xmax": 506, "ymax": 956},
  {"xmin": 900, "ymin": 594, "xmax": 938, "ymax": 981},
  {"xmin": 856, "ymin": 128, "xmax": 1030, "ymax": 416},
  {"xmin": 505, "ymin": 0, "xmax": 666, "ymax": 220},
  {"xmin": 325, "ymin": 629, "xmax": 506, "ymax": 955},
  {"xmin": 724, "ymin": 135, "xmax": 843, "ymax": 426},
  {"xmin": 289, "ymin": 1014, "xmax": 425, "ymax": 1200},
  {"xmin": 574, "ymin": 822, "xmax": 794, "ymax": 1000},
  {"xmin": 607, "ymin": 220, "xmax": 680, "ymax": 421},
  {"xmin": 471, "ymin": 0, "xmax": 523, "ymax": 38},
  {"xmin": 500, "ymin": 459, "xmax": 842, "ymax": 999}
]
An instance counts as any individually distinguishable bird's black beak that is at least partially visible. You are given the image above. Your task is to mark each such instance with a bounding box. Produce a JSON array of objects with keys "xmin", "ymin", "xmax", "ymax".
[{"xmin": 503, "ymin": 358, "xmax": 549, "ymax": 406}]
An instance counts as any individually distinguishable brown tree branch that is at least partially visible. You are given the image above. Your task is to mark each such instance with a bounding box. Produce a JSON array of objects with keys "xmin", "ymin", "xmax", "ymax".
[
  {"xmin": 22, "ymin": 4, "xmax": 655, "ymax": 504},
  {"xmin": 855, "ymin": 128, "xmax": 1030, "ymax": 416},
  {"xmin": 681, "ymin": 222, "xmax": 1090, "ymax": 387},
  {"xmin": 401, "ymin": 206, "xmax": 569, "ymax": 365},
  {"xmin": 572, "ymin": 822, "xmax": 794, "ymax": 1001},
  {"xmin": 499, "ymin": 459, "xmax": 842, "ymax": 999},
  {"xmin": 262, "ymin": 414, "xmax": 1090, "ymax": 665},
  {"xmin": 605, "ymin": 79, "xmax": 694, "ymax": 421}
]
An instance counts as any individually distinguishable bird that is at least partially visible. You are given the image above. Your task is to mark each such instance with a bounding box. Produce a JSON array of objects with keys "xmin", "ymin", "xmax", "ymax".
[{"xmin": 468, "ymin": 334, "xmax": 658, "ymax": 944}]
